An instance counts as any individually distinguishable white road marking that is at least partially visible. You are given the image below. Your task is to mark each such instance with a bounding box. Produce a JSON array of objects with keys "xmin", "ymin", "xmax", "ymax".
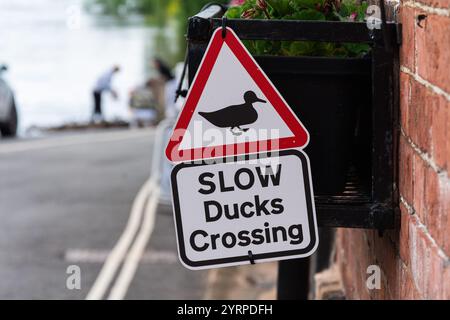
[
  {"xmin": 140, "ymin": 249, "xmax": 177, "ymax": 264},
  {"xmin": 108, "ymin": 187, "xmax": 160, "ymax": 300},
  {"xmin": 85, "ymin": 120, "xmax": 171, "ymax": 299},
  {"xmin": 65, "ymin": 249, "xmax": 177, "ymax": 264},
  {"xmin": 0, "ymin": 129, "xmax": 154, "ymax": 154},
  {"xmin": 86, "ymin": 178, "xmax": 154, "ymax": 300},
  {"xmin": 65, "ymin": 249, "xmax": 109, "ymax": 263}
]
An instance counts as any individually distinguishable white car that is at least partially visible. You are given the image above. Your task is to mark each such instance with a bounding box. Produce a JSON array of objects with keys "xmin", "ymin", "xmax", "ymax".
[{"xmin": 0, "ymin": 64, "xmax": 17, "ymax": 137}]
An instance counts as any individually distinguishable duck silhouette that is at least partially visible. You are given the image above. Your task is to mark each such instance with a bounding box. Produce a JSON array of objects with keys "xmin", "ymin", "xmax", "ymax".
[{"xmin": 199, "ymin": 91, "xmax": 266, "ymax": 136}]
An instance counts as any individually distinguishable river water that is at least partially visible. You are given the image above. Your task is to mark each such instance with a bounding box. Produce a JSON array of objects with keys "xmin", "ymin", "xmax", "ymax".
[{"xmin": 0, "ymin": 0, "xmax": 176, "ymax": 134}]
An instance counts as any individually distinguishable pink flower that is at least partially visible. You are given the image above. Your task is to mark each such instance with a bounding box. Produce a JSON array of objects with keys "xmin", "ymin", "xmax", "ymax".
[
  {"xmin": 349, "ymin": 12, "xmax": 357, "ymax": 21},
  {"xmin": 256, "ymin": 0, "xmax": 268, "ymax": 10},
  {"xmin": 229, "ymin": 0, "xmax": 246, "ymax": 6},
  {"xmin": 241, "ymin": 8, "xmax": 256, "ymax": 19}
]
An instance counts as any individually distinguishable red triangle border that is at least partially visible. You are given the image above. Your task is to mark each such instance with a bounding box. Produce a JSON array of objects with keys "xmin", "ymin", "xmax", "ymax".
[{"xmin": 166, "ymin": 27, "xmax": 309, "ymax": 162}]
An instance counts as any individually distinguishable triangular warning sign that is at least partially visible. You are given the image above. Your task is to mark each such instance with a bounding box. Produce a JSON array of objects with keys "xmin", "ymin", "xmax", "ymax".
[{"xmin": 166, "ymin": 27, "xmax": 309, "ymax": 163}]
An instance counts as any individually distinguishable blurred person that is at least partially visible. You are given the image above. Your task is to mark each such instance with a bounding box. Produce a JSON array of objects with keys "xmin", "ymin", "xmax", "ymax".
[
  {"xmin": 152, "ymin": 58, "xmax": 175, "ymax": 122},
  {"xmin": 163, "ymin": 66, "xmax": 180, "ymax": 120},
  {"xmin": 154, "ymin": 58, "xmax": 174, "ymax": 82},
  {"xmin": 92, "ymin": 65, "xmax": 120, "ymax": 122},
  {"xmin": 129, "ymin": 78, "xmax": 158, "ymax": 127},
  {"xmin": 165, "ymin": 62, "xmax": 188, "ymax": 119}
]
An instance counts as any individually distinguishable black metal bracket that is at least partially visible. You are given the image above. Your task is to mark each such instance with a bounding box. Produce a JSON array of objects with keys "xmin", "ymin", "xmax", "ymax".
[
  {"xmin": 396, "ymin": 23, "xmax": 403, "ymax": 45},
  {"xmin": 248, "ymin": 250, "xmax": 256, "ymax": 265},
  {"xmin": 174, "ymin": 48, "xmax": 189, "ymax": 103},
  {"xmin": 187, "ymin": 3, "xmax": 225, "ymax": 41},
  {"xmin": 207, "ymin": 20, "xmax": 398, "ymax": 47},
  {"xmin": 222, "ymin": 17, "xmax": 227, "ymax": 38},
  {"xmin": 378, "ymin": 0, "xmax": 391, "ymax": 51}
]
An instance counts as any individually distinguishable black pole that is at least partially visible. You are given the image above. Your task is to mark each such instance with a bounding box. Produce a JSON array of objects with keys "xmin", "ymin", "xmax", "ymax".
[
  {"xmin": 277, "ymin": 258, "xmax": 310, "ymax": 300},
  {"xmin": 315, "ymin": 228, "xmax": 335, "ymax": 273}
]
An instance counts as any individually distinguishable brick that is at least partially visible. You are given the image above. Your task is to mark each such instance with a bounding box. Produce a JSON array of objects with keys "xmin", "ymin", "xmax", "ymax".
[
  {"xmin": 442, "ymin": 180, "xmax": 450, "ymax": 255},
  {"xmin": 430, "ymin": 94, "xmax": 449, "ymax": 170},
  {"xmin": 392, "ymin": 260, "xmax": 404, "ymax": 299},
  {"xmin": 386, "ymin": 228, "xmax": 400, "ymax": 257},
  {"xmin": 338, "ymin": 230, "xmax": 357, "ymax": 299},
  {"xmin": 337, "ymin": 157, "xmax": 449, "ymax": 300},
  {"xmin": 407, "ymin": 212, "xmax": 449, "ymax": 299},
  {"xmin": 338, "ymin": 230, "xmax": 389, "ymax": 300},
  {"xmin": 366, "ymin": 229, "xmax": 376, "ymax": 253},
  {"xmin": 416, "ymin": 13, "xmax": 450, "ymax": 93},
  {"xmin": 399, "ymin": 6, "xmax": 416, "ymax": 70},
  {"xmin": 423, "ymin": 163, "xmax": 439, "ymax": 218},
  {"xmin": 354, "ymin": 232, "xmax": 371, "ymax": 298},
  {"xmin": 447, "ymin": 108, "xmax": 450, "ymax": 171},
  {"xmin": 410, "ymin": 81, "xmax": 433, "ymax": 153},
  {"xmin": 363, "ymin": 231, "xmax": 376, "ymax": 264},
  {"xmin": 338, "ymin": 201, "xmax": 449, "ymax": 300},
  {"xmin": 336, "ymin": 8, "xmax": 450, "ymax": 292},
  {"xmin": 444, "ymin": 264, "xmax": 450, "ymax": 300},
  {"xmin": 361, "ymin": 230, "xmax": 397, "ymax": 299},
  {"xmin": 408, "ymin": 214, "xmax": 427, "ymax": 295},
  {"xmin": 412, "ymin": 153, "xmax": 427, "ymax": 221},
  {"xmin": 415, "ymin": 0, "xmax": 450, "ymax": 8},
  {"xmin": 423, "ymin": 245, "xmax": 445, "ymax": 299},
  {"xmin": 400, "ymin": 263, "xmax": 422, "ymax": 299},
  {"xmin": 337, "ymin": 229, "xmax": 347, "ymax": 257},
  {"xmin": 340, "ymin": 240, "xmax": 358, "ymax": 299},
  {"xmin": 399, "ymin": 202, "xmax": 411, "ymax": 265},
  {"xmin": 424, "ymin": 166, "xmax": 447, "ymax": 255},
  {"xmin": 400, "ymin": 72, "xmax": 412, "ymax": 135},
  {"xmin": 399, "ymin": 135, "xmax": 415, "ymax": 203},
  {"xmin": 377, "ymin": 236, "xmax": 397, "ymax": 280},
  {"xmin": 359, "ymin": 270, "xmax": 371, "ymax": 300},
  {"xmin": 384, "ymin": 258, "xmax": 401, "ymax": 299},
  {"xmin": 370, "ymin": 284, "xmax": 386, "ymax": 300}
]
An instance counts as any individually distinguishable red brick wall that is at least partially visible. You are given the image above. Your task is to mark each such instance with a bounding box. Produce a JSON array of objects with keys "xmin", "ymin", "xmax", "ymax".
[{"xmin": 337, "ymin": 0, "xmax": 450, "ymax": 299}]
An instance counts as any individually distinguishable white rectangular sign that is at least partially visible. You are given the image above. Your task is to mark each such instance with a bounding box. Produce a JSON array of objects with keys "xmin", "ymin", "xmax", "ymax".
[{"xmin": 170, "ymin": 150, "xmax": 318, "ymax": 270}]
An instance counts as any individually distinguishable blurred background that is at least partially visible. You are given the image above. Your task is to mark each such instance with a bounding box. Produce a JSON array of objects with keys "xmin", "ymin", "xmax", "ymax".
[
  {"xmin": 0, "ymin": 0, "xmax": 223, "ymax": 134},
  {"xmin": 0, "ymin": 0, "xmax": 277, "ymax": 300}
]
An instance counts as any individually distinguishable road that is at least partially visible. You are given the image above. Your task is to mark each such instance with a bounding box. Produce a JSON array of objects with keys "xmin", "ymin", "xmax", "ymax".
[{"xmin": 0, "ymin": 129, "xmax": 208, "ymax": 299}]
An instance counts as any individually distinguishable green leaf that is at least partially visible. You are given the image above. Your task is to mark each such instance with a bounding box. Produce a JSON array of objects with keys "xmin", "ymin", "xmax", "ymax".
[
  {"xmin": 254, "ymin": 40, "xmax": 271, "ymax": 55},
  {"xmin": 280, "ymin": 41, "xmax": 293, "ymax": 55},
  {"xmin": 289, "ymin": 0, "xmax": 324, "ymax": 11},
  {"xmin": 283, "ymin": 9, "xmax": 325, "ymax": 21},
  {"xmin": 315, "ymin": 42, "xmax": 335, "ymax": 56},
  {"xmin": 356, "ymin": 2, "xmax": 369, "ymax": 21},
  {"xmin": 289, "ymin": 41, "xmax": 316, "ymax": 56},
  {"xmin": 229, "ymin": 0, "xmax": 372, "ymax": 58},
  {"xmin": 342, "ymin": 43, "xmax": 371, "ymax": 57},
  {"xmin": 242, "ymin": 40, "xmax": 257, "ymax": 55},
  {"xmin": 224, "ymin": 6, "xmax": 242, "ymax": 19},
  {"xmin": 266, "ymin": 0, "xmax": 293, "ymax": 16},
  {"xmin": 296, "ymin": 8, "xmax": 326, "ymax": 20}
]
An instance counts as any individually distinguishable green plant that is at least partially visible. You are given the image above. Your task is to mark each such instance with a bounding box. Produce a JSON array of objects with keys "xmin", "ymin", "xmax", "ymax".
[{"xmin": 225, "ymin": 0, "xmax": 370, "ymax": 57}]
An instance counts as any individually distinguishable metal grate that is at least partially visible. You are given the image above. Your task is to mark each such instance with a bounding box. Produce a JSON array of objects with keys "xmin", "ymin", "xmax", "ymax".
[{"xmin": 315, "ymin": 166, "xmax": 371, "ymax": 205}]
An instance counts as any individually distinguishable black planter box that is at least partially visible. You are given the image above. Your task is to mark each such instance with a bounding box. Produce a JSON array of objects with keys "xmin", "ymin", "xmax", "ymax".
[
  {"xmin": 186, "ymin": 5, "xmax": 400, "ymax": 230},
  {"xmin": 255, "ymin": 56, "xmax": 371, "ymax": 195}
]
